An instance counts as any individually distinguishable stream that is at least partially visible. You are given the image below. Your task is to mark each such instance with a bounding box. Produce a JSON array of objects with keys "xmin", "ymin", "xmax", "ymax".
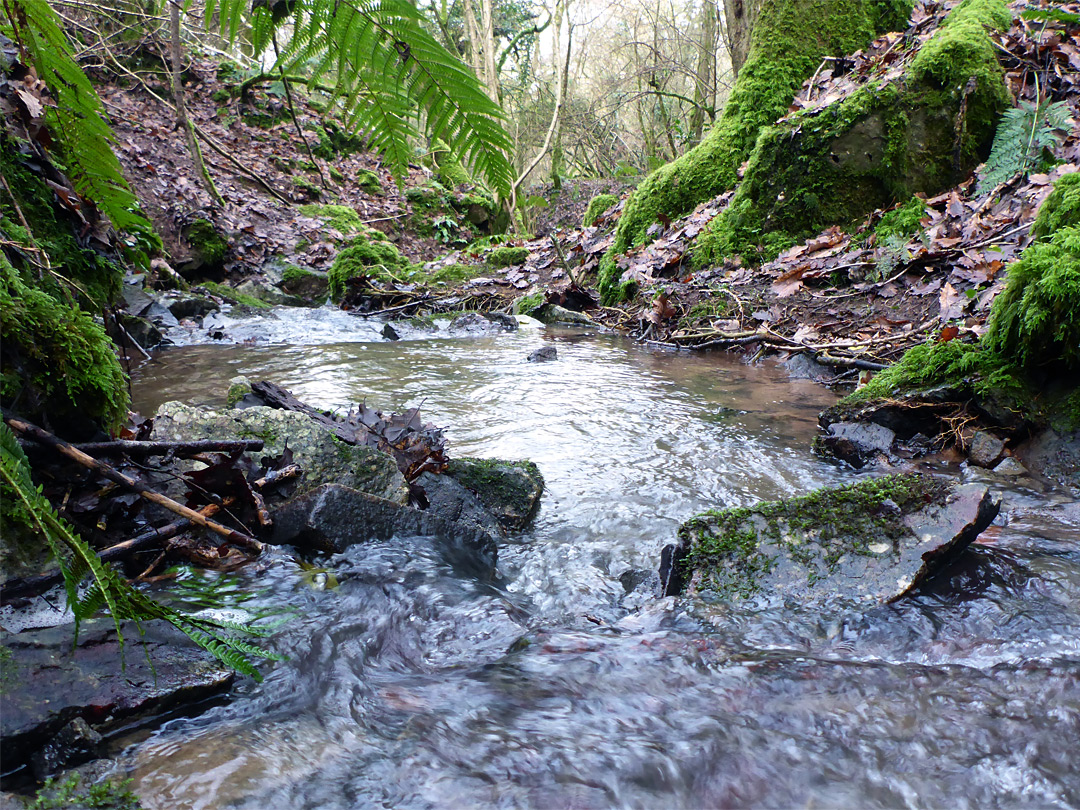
[{"xmin": 119, "ymin": 307, "xmax": 1080, "ymax": 809}]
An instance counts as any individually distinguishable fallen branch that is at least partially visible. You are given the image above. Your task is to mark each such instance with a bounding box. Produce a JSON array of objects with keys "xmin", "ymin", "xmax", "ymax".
[
  {"xmin": 4, "ymin": 417, "xmax": 264, "ymax": 553},
  {"xmin": 71, "ymin": 438, "xmax": 265, "ymax": 456}
]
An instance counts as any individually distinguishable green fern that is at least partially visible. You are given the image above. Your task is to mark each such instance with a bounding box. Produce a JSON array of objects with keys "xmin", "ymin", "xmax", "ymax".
[
  {"xmin": 0, "ymin": 423, "xmax": 282, "ymax": 681},
  {"xmin": 205, "ymin": 0, "xmax": 514, "ymax": 196},
  {"xmin": 977, "ymin": 99, "xmax": 1072, "ymax": 194},
  {"xmin": 1, "ymin": 0, "xmax": 153, "ymax": 239}
]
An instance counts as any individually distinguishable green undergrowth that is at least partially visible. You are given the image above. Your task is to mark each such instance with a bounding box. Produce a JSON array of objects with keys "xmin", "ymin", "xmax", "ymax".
[
  {"xmin": 328, "ymin": 235, "xmax": 410, "ymax": 301},
  {"xmin": 582, "ymin": 193, "xmax": 619, "ymax": 227},
  {"xmin": 693, "ymin": 0, "xmax": 1010, "ymax": 267},
  {"xmin": 1032, "ymin": 170, "xmax": 1080, "ymax": 237},
  {"xmin": 28, "ymin": 773, "xmax": 141, "ymax": 809},
  {"xmin": 598, "ymin": 0, "xmax": 913, "ymax": 301},
  {"xmin": 875, "ymin": 195, "xmax": 928, "ymax": 241},
  {"xmin": 298, "ymin": 204, "xmax": 387, "ymax": 240},
  {"xmin": 487, "ymin": 246, "xmax": 529, "ymax": 267},
  {"xmin": 681, "ymin": 473, "xmax": 944, "ymax": 598}
]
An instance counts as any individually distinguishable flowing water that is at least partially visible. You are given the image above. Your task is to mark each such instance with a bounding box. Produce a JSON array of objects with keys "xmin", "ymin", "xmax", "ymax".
[{"xmin": 119, "ymin": 308, "xmax": 1080, "ymax": 809}]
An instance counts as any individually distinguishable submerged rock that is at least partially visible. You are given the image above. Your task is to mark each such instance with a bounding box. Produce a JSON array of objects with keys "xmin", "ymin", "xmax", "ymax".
[
  {"xmin": 270, "ymin": 483, "xmax": 497, "ymax": 575},
  {"xmin": 447, "ymin": 312, "xmax": 518, "ymax": 333},
  {"xmin": 152, "ymin": 402, "xmax": 409, "ymax": 503},
  {"xmin": 1, "ymin": 620, "xmax": 234, "ymax": 776},
  {"xmin": 445, "ymin": 457, "xmax": 544, "ymax": 531},
  {"xmin": 527, "ymin": 346, "xmax": 558, "ymax": 362},
  {"xmin": 661, "ymin": 473, "xmax": 1000, "ymax": 604}
]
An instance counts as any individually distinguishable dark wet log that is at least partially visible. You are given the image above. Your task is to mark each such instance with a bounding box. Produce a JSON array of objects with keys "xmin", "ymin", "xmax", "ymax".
[
  {"xmin": 71, "ymin": 438, "xmax": 265, "ymax": 456},
  {"xmin": 4, "ymin": 417, "xmax": 264, "ymax": 554}
]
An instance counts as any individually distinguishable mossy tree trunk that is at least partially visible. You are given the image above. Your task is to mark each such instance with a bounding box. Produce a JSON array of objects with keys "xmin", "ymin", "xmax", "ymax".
[
  {"xmin": 598, "ymin": 0, "xmax": 912, "ymax": 301},
  {"xmin": 722, "ymin": 0, "xmax": 765, "ymax": 77}
]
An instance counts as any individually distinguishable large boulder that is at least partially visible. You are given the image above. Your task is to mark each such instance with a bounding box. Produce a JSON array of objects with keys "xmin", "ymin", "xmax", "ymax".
[
  {"xmin": 661, "ymin": 473, "xmax": 1000, "ymax": 604},
  {"xmin": 270, "ymin": 483, "xmax": 498, "ymax": 576},
  {"xmin": 445, "ymin": 458, "xmax": 545, "ymax": 531},
  {"xmin": 152, "ymin": 402, "xmax": 410, "ymax": 504},
  {"xmin": 1, "ymin": 619, "xmax": 234, "ymax": 775}
]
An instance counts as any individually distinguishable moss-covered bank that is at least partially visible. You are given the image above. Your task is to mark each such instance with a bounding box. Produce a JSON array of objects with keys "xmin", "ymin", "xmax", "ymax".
[
  {"xmin": 598, "ymin": 0, "xmax": 913, "ymax": 301},
  {"xmin": 694, "ymin": 0, "xmax": 1011, "ymax": 265},
  {"xmin": 833, "ymin": 172, "xmax": 1080, "ymax": 435}
]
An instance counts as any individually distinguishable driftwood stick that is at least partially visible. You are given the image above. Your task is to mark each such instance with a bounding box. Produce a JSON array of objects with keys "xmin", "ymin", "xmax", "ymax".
[
  {"xmin": 71, "ymin": 438, "xmax": 265, "ymax": 456},
  {"xmin": 4, "ymin": 417, "xmax": 264, "ymax": 553}
]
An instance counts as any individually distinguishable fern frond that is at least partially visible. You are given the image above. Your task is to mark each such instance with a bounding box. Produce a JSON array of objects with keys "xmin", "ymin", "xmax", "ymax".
[
  {"xmin": 0, "ymin": 422, "xmax": 283, "ymax": 680},
  {"xmin": 977, "ymin": 100, "xmax": 1073, "ymax": 194},
  {"xmin": 208, "ymin": 0, "xmax": 513, "ymax": 196},
  {"xmin": 2, "ymin": 0, "xmax": 153, "ymax": 238}
]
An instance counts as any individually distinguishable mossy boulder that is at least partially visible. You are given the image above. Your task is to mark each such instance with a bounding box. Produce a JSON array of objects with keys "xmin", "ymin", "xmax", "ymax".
[
  {"xmin": 694, "ymin": 0, "xmax": 1011, "ymax": 265},
  {"xmin": 663, "ymin": 474, "xmax": 1000, "ymax": 604},
  {"xmin": 487, "ymin": 246, "xmax": 530, "ymax": 268},
  {"xmin": 446, "ymin": 457, "xmax": 545, "ymax": 530},
  {"xmin": 431, "ymin": 139, "xmax": 472, "ymax": 187},
  {"xmin": 356, "ymin": 169, "xmax": 383, "ymax": 196},
  {"xmin": 328, "ymin": 236, "xmax": 409, "ymax": 302},
  {"xmin": 599, "ymin": 0, "xmax": 913, "ymax": 300},
  {"xmin": 152, "ymin": 402, "xmax": 410, "ymax": 503},
  {"xmin": 181, "ymin": 218, "xmax": 229, "ymax": 277},
  {"xmin": 582, "ymin": 193, "xmax": 619, "ymax": 227},
  {"xmin": 279, "ymin": 264, "xmax": 330, "ymax": 303},
  {"xmin": 513, "ymin": 292, "xmax": 546, "ymax": 316}
]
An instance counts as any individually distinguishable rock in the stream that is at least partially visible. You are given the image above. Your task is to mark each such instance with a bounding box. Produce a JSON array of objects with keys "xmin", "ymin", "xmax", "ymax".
[
  {"xmin": 382, "ymin": 323, "xmax": 401, "ymax": 341},
  {"xmin": 271, "ymin": 484, "xmax": 498, "ymax": 575},
  {"xmin": 0, "ymin": 620, "xmax": 234, "ymax": 776},
  {"xmin": 445, "ymin": 457, "xmax": 544, "ymax": 531},
  {"xmin": 813, "ymin": 421, "xmax": 896, "ymax": 468},
  {"xmin": 527, "ymin": 346, "xmax": 558, "ymax": 362},
  {"xmin": 414, "ymin": 472, "xmax": 506, "ymax": 540},
  {"xmin": 661, "ymin": 473, "xmax": 1000, "ymax": 604},
  {"xmin": 531, "ymin": 304, "xmax": 594, "ymax": 326},
  {"xmin": 152, "ymin": 402, "xmax": 409, "ymax": 503},
  {"xmin": 967, "ymin": 431, "xmax": 1006, "ymax": 468},
  {"xmin": 448, "ymin": 312, "xmax": 518, "ymax": 333}
]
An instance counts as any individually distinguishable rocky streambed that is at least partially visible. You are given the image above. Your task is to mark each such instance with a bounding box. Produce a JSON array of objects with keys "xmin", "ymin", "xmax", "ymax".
[{"xmin": 3, "ymin": 314, "xmax": 1079, "ymax": 807}]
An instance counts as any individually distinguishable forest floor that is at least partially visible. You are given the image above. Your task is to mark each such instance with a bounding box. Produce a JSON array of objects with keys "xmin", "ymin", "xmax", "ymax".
[{"xmin": 101, "ymin": 0, "xmax": 1079, "ymax": 388}]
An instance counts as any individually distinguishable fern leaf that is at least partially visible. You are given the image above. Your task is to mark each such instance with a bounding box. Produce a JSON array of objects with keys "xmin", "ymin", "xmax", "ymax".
[
  {"xmin": 3, "ymin": 0, "xmax": 153, "ymax": 238},
  {"xmin": 977, "ymin": 100, "xmax": 1073, "ymax": 194}
]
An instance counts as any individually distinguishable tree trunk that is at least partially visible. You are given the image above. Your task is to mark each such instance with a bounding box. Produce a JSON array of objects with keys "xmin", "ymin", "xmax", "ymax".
[
  {"xmin": 689, "ymin": 0, "xmax": 718, "ymax": 145},
  {"xmin": 722, "ymin": 0, "xmax": 765, "ymax": 77},
  {"xmin": 169, "ymin": 0, "xmax": 221, "ymax": 205}
]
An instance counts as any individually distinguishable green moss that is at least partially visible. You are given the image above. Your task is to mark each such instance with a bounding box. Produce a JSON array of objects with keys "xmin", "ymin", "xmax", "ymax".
[
  {"xmin": 292, "ymin": 176, "xmax": 322, "ymax": 198},
  {"xmin": 298, "ymin": 204, "xmax": 378, "ymax": 237},
  {"xmin": 599, "ymin": 0, "xmax": 913, "ymax": 301},
  {"xmin": 199, "ymin": 280, "xmax": 272, "ymax": 309},
  {"xmin": 281, "ymin": 265, "xmax": 315, "ymax": 283},
  {"xmin": 431, "ymin": 139, "xmax": 472, "ymax": 187},
  {"xmin": 693, "ymin": 0, "xmax": 1009, "ymax": 269},
  {"xmin": 876, "ymin": 195, "xmax": 927, "ymax": 240},
  {"xmin": 1033, "ymin": 170, "xmax": 1080, "ymax": 237},
  {"xmin": 0, "ymin": 148, "xmax": 120, "ymax": 306},
  {"xmin": 328, "ymin": 237, "xmax": 409, "ymax": 301},
  {"xmin": 683, "ymin": 473, "xmax": 943, "ymax": 598},
  {"xmin": 984, "ymin": 225, "xmax": 1080, "ymax": 373},
  {"xmin": 582, "ymin": 193, "xmax": 619, "ymax": 227},
  {"xmin": 513, "ymin": 292, "xmax": 546, "ymax": 315},
  {"xmin": 186, "ymin": 219, "xmax": 228, "ymax": 267},
  {"xmin": 356, "ymin": 169, "xmax": 383, "ymax": 195},
  {"xmin": 447, "ymin": 457, "xmax": 543, "ymax": 518},
  {"xmin": 211, "ymin": 88, "xmax": 232, "ymax": 103},
  {"xmin": 328, "ymin": 166, "xmax": 345, "ymax": 183},
  {"xmin": 425, "ymin": 262, "xmax": 482, "ymax": 285},
  {"xmin": 0, "ymin": 256, "xmax": 129, "ymax": 431},
  {"xmin": 405, "ymin": 184, "xmax": 452, "ymax": 211},
  {"xmin": 487, "ymin": 246, "xmax": 530, "ymax": 268}
]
